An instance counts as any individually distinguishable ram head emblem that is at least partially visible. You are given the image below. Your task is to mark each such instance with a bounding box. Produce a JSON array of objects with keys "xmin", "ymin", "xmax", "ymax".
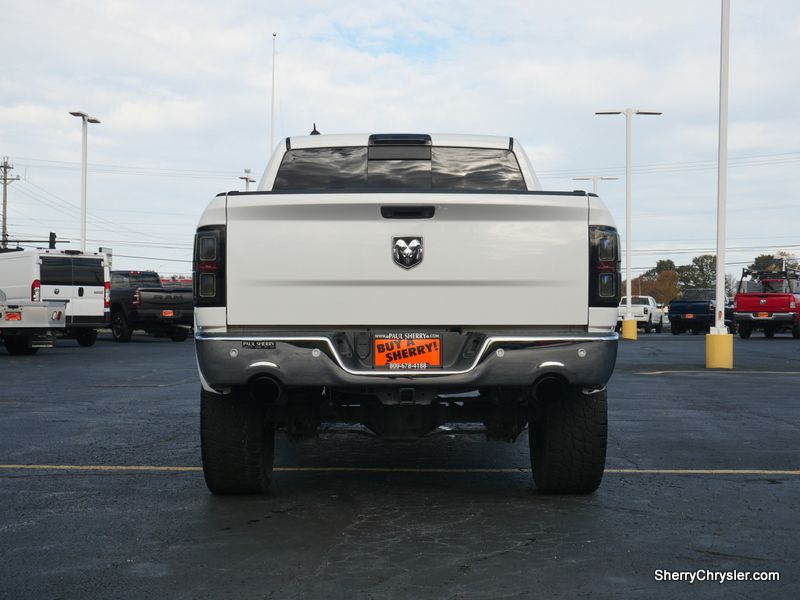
[{"xmin": 392, "ymin": 237, "xmax": 424, "ymax": 269}]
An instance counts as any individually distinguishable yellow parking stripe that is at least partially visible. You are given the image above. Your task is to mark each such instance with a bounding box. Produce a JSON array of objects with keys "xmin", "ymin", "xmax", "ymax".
[
  {"xmin": 0, "ymin": 464, "xmax": 799, "ymax": 475},
  {"xmin": 637, "ymin": 370, "xmax": 800, "ymax": 375}
]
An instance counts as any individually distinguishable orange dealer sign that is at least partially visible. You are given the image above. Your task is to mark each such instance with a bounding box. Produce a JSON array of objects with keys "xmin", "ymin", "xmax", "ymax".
[{"xmin": 373, "ymin": 333, "xmax": 442, "ymax": 369}]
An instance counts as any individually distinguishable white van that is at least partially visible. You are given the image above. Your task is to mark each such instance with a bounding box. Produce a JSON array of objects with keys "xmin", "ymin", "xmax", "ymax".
[{"xmin": 0, "ymin": 248, "xmax": 110, "ymax": 346}]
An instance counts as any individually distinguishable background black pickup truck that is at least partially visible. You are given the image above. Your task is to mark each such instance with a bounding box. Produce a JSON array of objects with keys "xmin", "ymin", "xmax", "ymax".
[
  {"xmin": 109, "ymin": 271, "xmax": 193, "ymax": 342},
  {"xmin": 667, "ymin": 288, "xmax": 735, "ymax": 335}
]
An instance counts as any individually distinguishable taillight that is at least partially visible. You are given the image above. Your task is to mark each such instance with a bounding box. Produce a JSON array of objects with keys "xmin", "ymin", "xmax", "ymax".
[
  {"xmin": 104, "ymin": 281, "xmax": 111, "ymax": 309},
  {"xmin": 589, "ymin": 225, "xmax": 621, "ymax": 307},
  {"xmin": 31, "ymin": 279, "xmax": 41, "ymax": 302},
  {"xmin": 643, "ymin": 307, "xmax": 649, "ymax": 315},
  {"xmin": 193, "ymin": 225, "xmax": 226, "ymax": 307},
  {"xmin": 132, "ymin": 289, "xmax": 141, "ymax": 308}
]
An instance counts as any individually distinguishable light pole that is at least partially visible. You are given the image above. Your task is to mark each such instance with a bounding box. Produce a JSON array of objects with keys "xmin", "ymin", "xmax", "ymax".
[
  {"xmin": 707, "ymin": 0, "xmax": 733, "ymax": 368},
  {"xmin": 69, "ymin": 111, "xmax": 100, "ymax": 252},
  {"xmin": 572, "ymin": 175, "xmax": 618, "ymax": 195},
  {"xmin": 595, "ymin": 108, "xmax": 661, "ymax": 340},
  {"xmin": 239, "ymin": 168, "xmax": 255, "ymax": 192},
  {"xmin": 270, "ymin": 32, "xmax": 277, "ymax": 155}
]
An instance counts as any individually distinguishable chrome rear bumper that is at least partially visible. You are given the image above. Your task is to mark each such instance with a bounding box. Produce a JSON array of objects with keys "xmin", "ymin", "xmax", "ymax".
[
  {"xmin": 734, "ymin": 312, "xmax": 796, "ymax": 322},
  {"xmin": 195, "ymin": 331, "xmax": 618, "ymax": 391}
]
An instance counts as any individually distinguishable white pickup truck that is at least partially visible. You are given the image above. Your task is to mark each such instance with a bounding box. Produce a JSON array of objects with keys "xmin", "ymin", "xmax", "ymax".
[
  {"xmin": 617, "ymin": 295, "xmax": 664, "ymax": 333},
  {"xmin": 194, "ymin": 133, "xmax": 620, "ymax": 495}
]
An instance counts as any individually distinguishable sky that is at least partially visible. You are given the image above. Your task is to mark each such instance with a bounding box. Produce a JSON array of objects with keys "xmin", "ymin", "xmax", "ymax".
[{"xmin": 1, "ymin": 0, "xmax": 798, "ymax": 277}]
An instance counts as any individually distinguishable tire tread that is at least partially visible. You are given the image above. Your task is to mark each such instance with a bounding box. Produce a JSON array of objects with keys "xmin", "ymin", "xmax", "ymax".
[
  {"xmin": 201, "ymin": 388, "xmax": 274, "ymax": 494},
  {"xmin": 531, "ymin": 387, "xmax": 608, "ymax": 494}
]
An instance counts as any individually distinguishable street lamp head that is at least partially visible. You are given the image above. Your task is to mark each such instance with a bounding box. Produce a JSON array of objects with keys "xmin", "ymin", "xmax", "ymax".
[
  {"xmin": 595, "ymin": 110, "xmax": 623, "ymax": 115},
  {"xmin": 600, "ymin": 176, "xmax": 619, "ymax": 181},
  {"xmin": 70, "ymin": 111, "xmax": 100, "ymax": 123},
  {"xmin": 571, "ymin": 177, "xmax": 592, "ymax": 181},
  {"xmin": 635, "ymin": 110, "xmax": 662, "ymax": 115}
]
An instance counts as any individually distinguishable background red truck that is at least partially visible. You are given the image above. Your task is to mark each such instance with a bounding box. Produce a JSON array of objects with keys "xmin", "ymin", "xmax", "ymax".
[{"xmin": 734, "ymin": 269, "xmax": 800, "ymax": 339}]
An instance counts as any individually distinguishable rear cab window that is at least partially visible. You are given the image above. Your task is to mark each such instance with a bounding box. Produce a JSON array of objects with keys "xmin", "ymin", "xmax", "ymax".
[
  {"xmin": 273, "ymin": 146, "xmax": 527, "ymax": 192},
  {"xmin": 112, "ymin": 272, "xmax": 163, "ymax": 288}
]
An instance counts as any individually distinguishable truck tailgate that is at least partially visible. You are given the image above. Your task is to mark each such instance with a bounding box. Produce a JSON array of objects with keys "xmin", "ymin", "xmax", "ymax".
[
  {"xmin": 138, "ymin": 288, "xmax": 193, "ymax": 310},
  {"xmin": 226, "ymin": 193, "xmax": 589, "ymax": 326},
  {"xmin": 669, "ymin": 301, "xmax": 713, "ymax": 315},
  {"xmin": 736, "ymin": 294, "xmax": 794, "ymax": 312}
]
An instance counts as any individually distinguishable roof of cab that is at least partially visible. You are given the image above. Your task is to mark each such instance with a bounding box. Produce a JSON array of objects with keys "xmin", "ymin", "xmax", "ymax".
[{"xmin": 286, "ymin": 133, "xmax": 513, "ymax": 150}]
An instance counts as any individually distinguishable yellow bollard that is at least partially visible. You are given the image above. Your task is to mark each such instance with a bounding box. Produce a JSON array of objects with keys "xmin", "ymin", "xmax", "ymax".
[
  {"xmin": 706, "ymin": 333, "xmax": 733, "ymax": 369},
  {"xmin": 621, "ymin": 319, "xmax": 638, "ymax": 340}
]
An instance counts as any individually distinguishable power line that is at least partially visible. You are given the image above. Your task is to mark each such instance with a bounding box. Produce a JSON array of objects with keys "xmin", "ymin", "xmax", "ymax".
[
  {"xmin": 10, "ymin": 156, "xmax": 240, "ymax": 178},
  {"xmin": 16, "ymin": 179, "xmax": 183, "ymax": 244},
  {"xmin": 631, "ymin": 243, "xmax": 800, "ymax": 256},
  {"xmin": 113, "ymin": 253, "xmax": 191, "ymax": 263},
  {"xmin": 11, "ymin": 150, "xmax": 800, "ymax": 182},
  {"xmin": 538, "ymin": 151, "xmax": 800, "ymax": 178}
]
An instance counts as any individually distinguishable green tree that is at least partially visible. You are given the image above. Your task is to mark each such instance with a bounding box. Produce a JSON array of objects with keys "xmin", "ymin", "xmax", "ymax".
[
  {"xmin": 748, "ymin": 254, "xmax": 779, "ymax": 272},
  {"xmin": 747, "ymin": 252, "xmax": 798, "ymax": 273},
  {"xmin": 641, "ymin": 259, "xmax": 677, "ymax": 281},
  {"xmin": 677, "ymin": 254, "xmax": 717, "ymax": 290}
]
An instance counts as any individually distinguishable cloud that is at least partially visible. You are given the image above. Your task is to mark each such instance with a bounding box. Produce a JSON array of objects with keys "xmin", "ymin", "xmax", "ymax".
[
  {"xmin": 106, "ymin": 98, "xmax": 209, "ymax": 132},
  {"xmin": 0, "ymin": 0, "xmax": 798, "ymax": 273}
]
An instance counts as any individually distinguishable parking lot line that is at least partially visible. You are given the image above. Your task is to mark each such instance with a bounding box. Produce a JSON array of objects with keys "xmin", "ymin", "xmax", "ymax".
[
  {"xmin": 637, "ymin": 370, "xmax": 800, "ymax": 375},
  {"xmin": 1, "ymin": 464, "xmax": 799, "ymax": 475}
]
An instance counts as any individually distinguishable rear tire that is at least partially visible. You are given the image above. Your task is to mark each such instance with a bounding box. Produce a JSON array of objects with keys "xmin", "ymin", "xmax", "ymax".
[
  {"xmin": 201, "ymin": 387, "xmax": 275, "ymax": 494},
  {"xmin": 530, "ymin": 385, "xmax": 607, "ymax": 494},
  {"xmin": 76, "ymin": 329, "xmax": 97, "ymax": 347},
  {"xmin": 670, "ymin": 324, "xmax": 684, "ymax": 335},
  {"xmin": 111, "ymin": 311, "xmax": 132, "ymax": 343},
  {"xmin": 643, "ymin": 321, "xmax": 653, "ymax": 334},
  {"xmin": 655, "ymin": 319, "xmax": 663, "ymax": 334},
  {"xmin": 738, "ymin": 323, "xmax": 752, "ymax": 339},
  {"xmin": 792, "ymin": 322, "xmax": 800, "ymax": 340},
  {"xmin": 170, "ymin": 328, "xmax": 189, "ymax": 342},
  {"xmin": 4, "ymin": 336, "xmax": 39, "ymax": 355}
]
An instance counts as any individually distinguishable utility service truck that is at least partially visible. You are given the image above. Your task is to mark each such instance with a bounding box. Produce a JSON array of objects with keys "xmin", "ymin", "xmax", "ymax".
[{"xmin": 0, "ymin": 248, "xmax": 109, "ymax": 346}]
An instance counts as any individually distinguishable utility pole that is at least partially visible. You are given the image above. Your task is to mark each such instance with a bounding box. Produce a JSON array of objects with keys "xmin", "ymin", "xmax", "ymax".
[{"xmin": 1, "ymin": 157, "xmax": 21, "ymax": 249}]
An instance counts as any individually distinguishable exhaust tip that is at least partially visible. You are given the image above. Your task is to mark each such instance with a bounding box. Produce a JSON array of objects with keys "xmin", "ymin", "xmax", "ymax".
[
  {"xmin": 533, "ymin": 375, "xmax": 567, "ymax": 401},
  {"xmin": 248, "ymin": 375, "xmax": 282, "ymax": 403}
]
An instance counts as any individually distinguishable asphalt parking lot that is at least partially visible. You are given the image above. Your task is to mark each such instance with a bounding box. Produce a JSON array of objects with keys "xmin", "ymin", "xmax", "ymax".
[{"xmin": 1, "ymin": 332, "xmax": 798, "ymax": 599}]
